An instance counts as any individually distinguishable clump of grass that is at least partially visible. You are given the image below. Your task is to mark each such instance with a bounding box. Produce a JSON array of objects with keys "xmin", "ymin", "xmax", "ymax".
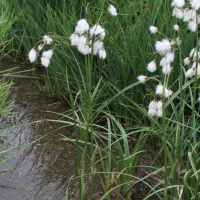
[{"xmin": 1, "ymin": 0, "xmax": 200, "ymax": 199}]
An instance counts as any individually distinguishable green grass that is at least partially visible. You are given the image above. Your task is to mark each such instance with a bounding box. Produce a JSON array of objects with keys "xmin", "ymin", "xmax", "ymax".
[{"xmin": 0, "ymin": 0, "xmax": 200, "ymax": 199}]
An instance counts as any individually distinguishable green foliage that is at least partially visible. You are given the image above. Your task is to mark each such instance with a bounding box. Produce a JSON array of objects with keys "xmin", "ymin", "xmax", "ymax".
[{"xmin": 1, "ymin": 0, "xmax": 200, "ymax": 199}]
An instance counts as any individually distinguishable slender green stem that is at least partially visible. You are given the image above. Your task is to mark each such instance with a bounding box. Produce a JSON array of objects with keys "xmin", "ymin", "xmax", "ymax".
[{"xmin": 162, "ymin": 74, "xmax": 168, "ymax": 200}]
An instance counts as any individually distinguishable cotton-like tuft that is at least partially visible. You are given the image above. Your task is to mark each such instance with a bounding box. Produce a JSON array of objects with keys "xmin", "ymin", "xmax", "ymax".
[
  {"xmin": 190, "ymin": 0, "xmax": 200, "ymax": 10},
  {"xmin": 43, "ymin": 35, "xmax": 53, "ymax": 45},
  {"xmin": 157, "ymin": 109, "xmax": 163, "ymax": 117},
  {"xmin": 184, "ymin": 57, "xmax": 191, "ymax": 65},
  {"xmin": 75, "ymin": 19, "xmax": 89, "ymax": 35},
  {"xmin": 148, "ymin": 108, "xmax": 157, "ymax": 117},
  {"xmin": 191, "ymin": 9, "xmax": 196, "ymax": 19},
  {"xmin": 98, "ymin": 48, "xmax": 107, "ymax": 60},
  {"xmin": 149, "ymin": 26, "xmax": 158, "ymax": 34},
  {"xmin": 185, "ymin": 68, "xmax": 195, "ymax": 78},
  {"xmin": 78, "ymin": 43, "xmax": 90, "ymax": 55},
  {"xmin": 171, "ymin": 0, "xmax": 185, "ymax": 8},
  {"xmin": 70, "ymin": 33, "xmax": 80, "ymax": 46},
  {"xmin": 188, "ymin": 19, "xmax": 197, "ymax": 32},
  {"xmin": 38, "ymin": 44, "xmax": 44, "ymax": 52},
  {"xmin": 41, "ymin": 57, "xmax": 50, "ymax": 68},
  {"xmin": 171, "ymin": 39, "xmax": 175, "ymax": 46},
  {"xmin": 165, "ymin": 50, "xmax": 174, "ymax": 63},
  {"xmin": 183, "ymin": 8, "xmax": 192, "ymax": 22},
  {"xmin": 191, "ymin": 61, "xmax": 197, "ymax": 69},
  {"xmin": 79, "ymin": 35, "xmax": 87, "ymax": 45},
  {"xmin": 42, "ymin": 50, "xmax": 53, "ymax": 60},
  {"xmin": 174, "ymin": 24, "xmax": 179, "ymax": 31},
  {"xmin": 90, "ymin": 24, "xmax": 105, "ymax": 40},
  {"xmin": 155, "ymin": 39, "xmax": 171, "ymax": 56},
  {"xmin": 92, "ymin": 39, "xmax": 103, "ymax": 55},
  {"xmin": 172, "ymin": 8, "xmax": 183, "ymax": 19},
  {"xmin": 147, "ymin": 60, "xmax": 156, "ymax": 72},
  {"xmin": 157, "ymin": 100, "xmax": 163, "ymax": 117},
  {"xmin": 162, "ymin": 64, "xmax": 171, "ymax": 75},
  {"xmin": 137, "ymin": 75, "xmax": 147, "ymax": 84},
  {"xmin": 160, "ymin": 57, "xmax": 168, "ymax": 67},
  {"xmin": 108, "ymin": 5, "xmax": 117, "ymax": 16},
  {"xmin": 28, "ymin": 48, "xmax": 37, "ymax": 63},
  {"xmin": 165, "ymin": 89, "xmax": 173, "ymax": 98},
  {"xmin": 148, "ymin": 100, "xmax": 157, "ymax": 117},
  {"xmin": 156, "ymin": 85, "xmax": 164, "ymax": 96}
]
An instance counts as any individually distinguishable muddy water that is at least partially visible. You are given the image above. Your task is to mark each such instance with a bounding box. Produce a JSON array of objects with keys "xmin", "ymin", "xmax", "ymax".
[{"xmin": 0, "ymin": 61, "xmax": 103, "ymax": 200}]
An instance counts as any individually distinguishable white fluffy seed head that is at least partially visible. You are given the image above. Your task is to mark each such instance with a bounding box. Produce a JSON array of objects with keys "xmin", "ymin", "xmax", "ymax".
[
  {"xmin": 149, "ymin": 26, "xmax": 158, "ymax": 33},
  {"xmin": 137, "ymin": 75, "xmax": 147, "ymax": 84},
  {"xmin": 78, "ymin": 43, "xmax": 90, "ymax": 55},
  {"xmin": 157, "ymin": 101, "xmax": 163, "ymax": 110},
  {"xmin": 147, "ymin": 60, "xmax": 156, "ymax": 72},
  {"xmin": 162, "ymin": 64, "xmax": 171, "ymax": 75},
  {"xmin": 155, "ymin": 39, "xmax": 171, "ymax": 56},
  {"xmin": 171, "ymin": 39, "xmax": 175, "ymax": 46},
  {"xmin": 165, "ymin": 88, "xmax": 173, "ymax": 98},
  {"xmin": 108, "ymin": 5, "xmax": 117, "ymax": 16},
  {"xmin": 190, "ymin": 0, "xmax": 200, "ymax": 10},
  {"xmin": 43, "ymin": 35, "xmax": 53, "ymax": 45},
  {"xmin": 160, "ymin": 57, "xmax": 168, "ymax": 67},
  {"xmin": 188, "ymin": 19, "xmax": 197, "ymax": 32},
  {"xmin": 165, "ymin": 50, "xmax": 174, "ymax": 63},
  {"xmin": 28, "ymin": 48, "xmax": 37, "ymax": 63},
  {"xmin": 149, "ymin": 100, "xmax": 158, "ymax": 109},
  {"xmin": 42, "ymin": 50, "xmax": 53, "ymax": 60},
  {"xmin": 148, "ymin": 100, "xmax": 157, "ymax": 117},
  {"xmin": 172, "ymin": 8, "xmax": 183, "ymax": 19},
  {"xmin": 183, "ymin": 8, "xmax": 192, "ymax": 22},
  {"xmin": 41, "ymin": 57, "xmax": 50, "ymax": 68},
  {"xmin": 92, "ymin": 39, "xmax": 103, "ymax": 55},
  {"xmin": 192, "ymin": 61, "xmax": 197, "ymax": 69},
  {"xmin": 171, "ymin": 0, "xmax": 185, "ymax": 8},
  {"xmin": 38, "ymin": 44, "xmax": 44, "ymax": 52},
  {"xmin": 75, "ymin": 19, "xmax": 89, "ymax": 35},
  {"xmin": 156, "ymin": 85, "xmax": 164, "ymax": 96},
  {"xmin": 90, "ymin": 24, "xmax": 106, "ymax": 40},
  {"xmin": 174, "ymin": 24, "xmax": 179, "ymax": 31},
  {"xmin": 70, "ymin": 33, "xmax": 80, "ymax": 46},
  {"xmin": 184, "ymin": 57, "xmax": 191, "ymax": 66},
  {"xmin": 98, "ymin": 48, "xmax": 106, "ymax": 60},
  {"xmin": 157, "ymin": 109, "xmax": 163, "ymax": 117},
  {"xmin": 148, "ymin": 108, "xmax": 157, "ymax": 117},
  {"xmin": 185, "ymin": 68, "xmax": 195, "ymax": 78}
]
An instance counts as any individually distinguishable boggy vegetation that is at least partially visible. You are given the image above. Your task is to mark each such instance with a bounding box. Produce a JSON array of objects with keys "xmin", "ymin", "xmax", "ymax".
[{"xmin": 1, "ymin": 0, "xmax": 200, "ymax": 199}]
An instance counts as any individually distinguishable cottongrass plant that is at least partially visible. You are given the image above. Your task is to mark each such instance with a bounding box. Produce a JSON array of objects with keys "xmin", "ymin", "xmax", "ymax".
[
  {"xmin": 3, "ymin": 0, "xmax": 200, "ymax": 199},
  {"xmin": 136, "ymin": 0, "xmax": 200, "ymax": 199}
]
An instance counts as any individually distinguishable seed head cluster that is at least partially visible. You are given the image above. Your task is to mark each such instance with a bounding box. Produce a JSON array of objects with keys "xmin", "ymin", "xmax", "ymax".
[{"xmin": 28, "ymin": 35, "xmax": 54, "ymax": 68}]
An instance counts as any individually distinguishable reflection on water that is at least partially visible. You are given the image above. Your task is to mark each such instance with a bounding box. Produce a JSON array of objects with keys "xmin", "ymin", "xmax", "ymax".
[{"xmin": 0, "ymin": 61, "xmax": 102, "ymax": 200}]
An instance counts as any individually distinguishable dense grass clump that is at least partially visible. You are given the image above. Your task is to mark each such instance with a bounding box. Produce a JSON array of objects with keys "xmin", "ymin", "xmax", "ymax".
[{"xmin": 1, "ymin": 0, "xmax": 200, "ymax": 199}]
